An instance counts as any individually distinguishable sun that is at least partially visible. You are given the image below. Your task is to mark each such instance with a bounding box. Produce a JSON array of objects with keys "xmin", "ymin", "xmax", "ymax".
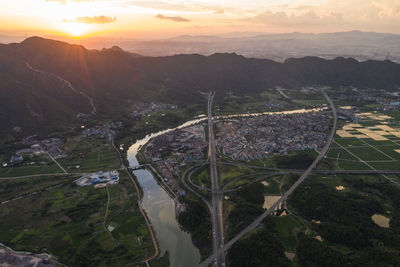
[{"xmin": 62, "ymin": 22, "xmax": 91, "ymax": 37}]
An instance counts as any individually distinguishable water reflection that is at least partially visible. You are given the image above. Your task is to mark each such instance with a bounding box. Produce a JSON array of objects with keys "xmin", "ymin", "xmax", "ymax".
[{"xmin": 126, "ymin": 107, "xmax": 326, "ymax": 266}]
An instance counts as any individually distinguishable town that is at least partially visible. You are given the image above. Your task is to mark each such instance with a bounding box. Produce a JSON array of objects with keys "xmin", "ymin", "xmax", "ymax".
[
  {"xmin": 216, "ymin": 111, "xmax": 332, "ymax": 161},
  {"xmin": 81, "ymin": 121, "xmax": 123, "ymax": 141},
  {"xmin": 131, "ymin": 102, "xmax": 178, "ymax": 117},
  {"xmin": 143, "ymin": 124, "xmax": 207, "ymax": 196}
]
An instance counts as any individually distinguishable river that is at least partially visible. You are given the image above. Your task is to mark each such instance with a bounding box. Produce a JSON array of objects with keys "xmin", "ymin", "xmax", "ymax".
[
  {"xmin": 127, "ymin": 117, "xmax": 206, "ymax": 267},
  {"xmin": 126, "ymin": 107, "xmax": 326, "ymax": 266}
]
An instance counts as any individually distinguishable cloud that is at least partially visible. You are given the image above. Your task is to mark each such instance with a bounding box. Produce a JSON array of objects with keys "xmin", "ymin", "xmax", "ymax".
[
  {"xmin": 46, "ymin": 0, "xmax": 92, "ymax": 3},
  {"xmin": 372, "ymin": 0, "xmax": 400, "ymax": 17},
  {"xmin": 155, "ymin": 14, "xmax": 190, "ymax": 22},
  {"xmin": 243, "ymin": 9, "xmax": 344, "ymax": 28},
  {"xmin": 124, "ymin": 0, "xmax": 226, "ymax": 15},
  {"xmin": 63, "ymin": 16, "xmax": 116, "ymax": 24}
]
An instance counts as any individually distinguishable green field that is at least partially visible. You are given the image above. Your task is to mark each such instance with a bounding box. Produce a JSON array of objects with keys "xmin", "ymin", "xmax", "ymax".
[
  {"xmin": 0, "ymin": 172, "xmax": 155, "ymax": 266},
  {"xmin": 59, "ymin": 136, "xmax": 120, "ymax": 173},
  {"xmin": 191, "ymin": 165, "xmax": 211, "ymax": 188},
  {"xmin": 272, "ymin": 215, "xmax": 305, "ymax": 251},
  {"xmin": 326, "ymin": 130, "xmax": 400, "ymax": 171},
  {"xmin": 0, "ymin": 154, "xmax": 63, "ymax": 178},
  {"xmin": 218, "ymin": 163, "xmax": 256, "ymax": 184},
  {"xmin": 0, "ymin": 175, "xmax": 74, "ymax": 203},
  {"xmin": 0, "ymin": 164, "xmax": 63, "ymax": 177},
  {"xmin": 292, "ymin": 99, "xmax": 327, "ymax": 107},
  {"xmin": 264, "ymin": 178, "xmax": 282, "ymax": 194}
]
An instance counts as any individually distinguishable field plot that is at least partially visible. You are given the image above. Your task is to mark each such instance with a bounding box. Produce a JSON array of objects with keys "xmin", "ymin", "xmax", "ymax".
[
  {"xmin": 0, "ymin": 175, "xmax": 74, "ymax": 203},
  {"xmin": 59, "ymin": 136, "xmax": 120, "ymax": 173},
  {"xmin": 0, "ymin": 164, "xmax": 62, "ymax": 177},
  {"xmin": 0, "ymin": 154, "xmax": 63, "ymax": 178},
  {"xmin": 329, "ymin": 117, "xmax": 400, "ymax": 171},
  {"xmin": 0, "ymin": 172, "xmax": 153, "ymax": 266}
]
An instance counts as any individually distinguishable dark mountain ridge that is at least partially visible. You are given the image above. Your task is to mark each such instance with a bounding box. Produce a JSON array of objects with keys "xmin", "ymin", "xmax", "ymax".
[{"xmin": 1, "ymin": 36, "xmax": 400, "ymax": 139}]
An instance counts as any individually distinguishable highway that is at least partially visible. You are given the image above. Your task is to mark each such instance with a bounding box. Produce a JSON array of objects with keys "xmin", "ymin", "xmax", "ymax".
[
  {"xmin": 207, "ymin": 92, "xmax": 226, "ymax": 267},
  {"xmin": 200, "ymin": 88, "xmax": 337, "ymax": 267}
]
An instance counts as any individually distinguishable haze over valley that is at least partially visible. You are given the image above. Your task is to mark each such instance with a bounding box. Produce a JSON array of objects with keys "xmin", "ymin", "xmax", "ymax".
[{"xmin": 1, "ymin": 1, "xmax": 400, "ymax": 266}]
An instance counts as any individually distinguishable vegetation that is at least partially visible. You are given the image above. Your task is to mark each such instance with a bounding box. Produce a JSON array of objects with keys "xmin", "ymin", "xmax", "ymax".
[
  {"xmin": 226, "ymin": 183, "xmax": 266, "ymax": 238},
  {"xmin": 177, "ymin": 194, "xmax": 211, "ymax": 256},
  {"xmin": 229, "ymin": 219, "xmax": 290, "ymax": 267},
  {"xmin": 0, "ymin": 172, "xmax": 154, "ymax": 266},
  {"xmin": 218, "ymin": 163, "xmax": 256, "ymax": 184},
  {"xmin": 2, "ymin": 37, "xmax": 400, "ymax": 141},
  {"xmin": 289, "ymin": 174, "xmax": 400, "ymax": 266},
  {"xmin": 58, "ymin": 136, "xmax": 120, "ymax": 173}
]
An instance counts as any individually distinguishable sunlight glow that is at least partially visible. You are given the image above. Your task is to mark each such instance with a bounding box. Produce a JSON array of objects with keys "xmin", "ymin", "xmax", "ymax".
[{"xmin": 62, "ymin": 22, "xmax": 91, "ymax": 37}]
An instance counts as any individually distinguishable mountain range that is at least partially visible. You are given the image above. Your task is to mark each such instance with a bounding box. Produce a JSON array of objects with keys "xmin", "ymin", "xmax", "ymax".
[
  {"xmin": 1, "ymin": 36, "xmax": 400, "ymax": 140},
  {"xmin": 39, "ymin": 31, "xmax": 400, "ymax": 63}
]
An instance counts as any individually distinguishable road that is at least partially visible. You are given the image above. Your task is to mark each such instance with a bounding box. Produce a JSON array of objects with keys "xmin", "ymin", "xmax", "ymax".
[
  {"xmin": 46, "ymin": 152, "xmax": 68, "ymax": 174},
  {"xmin": 26, "ymin": 63, "xmax": 96, "ymax": 115},
  {"xmin": 103, "ymin": 185, "xmax": 115, "ymax": 242},
  {"xmin": 207, "ymin": 92, "xmax": 226, "ymax": 267},
  {"xmin": 200, "ymin": 88, "xmax": 337, "ymax": 267}
]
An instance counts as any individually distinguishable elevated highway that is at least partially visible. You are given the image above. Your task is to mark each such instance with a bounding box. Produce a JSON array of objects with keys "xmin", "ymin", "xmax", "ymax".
[{"xmin": 200, "ymin": 88, "xmax": 337, "ymax": 266}]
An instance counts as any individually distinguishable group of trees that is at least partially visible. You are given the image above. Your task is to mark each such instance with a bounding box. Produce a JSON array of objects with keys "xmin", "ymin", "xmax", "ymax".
[
  {"xmin": 227, "ymin": 183, "xmax": 266, "ymax": 238},
  {"xmin": 290, "ymin": 177, "xmax": 400, "ymax": 265},
  {"xmin": 177, "ymin": 194, "xmax": 211, "ymax": 255},
  {"xmin": 229, "ymin": 219, "xmax": 290, "ymax": 267}
]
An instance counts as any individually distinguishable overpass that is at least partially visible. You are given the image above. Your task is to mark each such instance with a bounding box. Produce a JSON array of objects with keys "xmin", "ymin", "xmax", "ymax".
[{"xmin": 200, "ymin": 88, "xmax": 337, "ymax": 266}]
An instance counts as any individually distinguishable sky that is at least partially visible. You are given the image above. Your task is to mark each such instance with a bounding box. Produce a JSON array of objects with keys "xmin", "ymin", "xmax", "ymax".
[{"xmin": 0, "ymin": 0, "xmax": 400, "ymax": 39}]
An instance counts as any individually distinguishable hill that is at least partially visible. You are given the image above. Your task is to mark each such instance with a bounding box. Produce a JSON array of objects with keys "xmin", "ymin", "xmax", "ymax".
[{"xmin": 0, "ymin": 36, "xmax": 400, "ymax": 139}]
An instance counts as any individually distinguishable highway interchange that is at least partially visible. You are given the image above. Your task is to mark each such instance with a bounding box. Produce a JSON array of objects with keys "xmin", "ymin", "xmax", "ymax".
[
  {"xmin": 196, "ymin": 89, "xmax": 337, "ymax": 266},
  {"xmin": 179, "ymin": 89, "xmax": 337, "ymax": 266},
  {"xmin": 179, "ymin": 89, "xmax": 399, "ymax": 266}
]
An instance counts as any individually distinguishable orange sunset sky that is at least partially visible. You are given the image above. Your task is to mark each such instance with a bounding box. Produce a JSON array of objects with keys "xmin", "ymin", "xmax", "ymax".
[{"xmin": 1, "ymin": 0, "xmax": 400, "ymax": 39}]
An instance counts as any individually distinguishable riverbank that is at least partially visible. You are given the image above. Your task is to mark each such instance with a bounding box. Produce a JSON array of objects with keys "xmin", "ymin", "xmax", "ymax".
[{"xmin": 0, "ymin": 242, "xmax": 62, "ymax": 267}]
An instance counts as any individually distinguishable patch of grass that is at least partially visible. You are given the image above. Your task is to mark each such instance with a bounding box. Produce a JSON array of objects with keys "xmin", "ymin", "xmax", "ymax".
[
  {"xmin": 191, "ymin": 165, "xmax": 211, "ymax": 188},
  {"xmin": 272, "ymin": 215, "xmax": 304, "ymax": 251},
  {"xmin": 59, "ymin": 136, "xmax": 120, "ymax": 173},
  {"xmin": 264, "ymin": 178, "xmax": 281, "ymax": 194},
  {"xmin": 218, "ymin": 164, "xmax": 256, "ymax": 184},
  {"xmin": 0, "ymin": 163, "xmax": 63, "ymax": 178}
]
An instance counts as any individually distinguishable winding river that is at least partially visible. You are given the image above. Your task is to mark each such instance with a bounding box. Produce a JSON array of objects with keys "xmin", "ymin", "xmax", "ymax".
[
  {"xmin": 127, "ymin": 116, "xmax": 206, "ymax": 267},
  {"xmin": 126, "ymin": 107, "xmax": 325, "ymax": 266}
]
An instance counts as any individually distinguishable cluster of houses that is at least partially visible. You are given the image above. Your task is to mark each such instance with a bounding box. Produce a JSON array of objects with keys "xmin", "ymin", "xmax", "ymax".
[
  {"xmin": 263, "ymin": 99, "xmax": 286, "ymax": 109},
  {"xmin": 131, "ymin": 102, "xmax": 178, "ymax": 117},
  {"xmin": 144, "ymin": 125, "xmax": 207, "ymax": 196},
  {"xmin": 2, "ymin": 136, "xmax": 68, "ymax": 168},
  {"xmin": 81, "ymin": 121, "xmax": 122, "ymax": 141},
  {"xmin": 20, "ymin": 136, "xmax": 66, "ymax": 159},
  {"xmin": 2, "ymin": 155, "xmax": 24, "ymax": 167},
  {"xmin": 380, "ymin": 102, "xmax": 400, "ymax": 111},
  {"xmin": 75, "ymin": 170, "xmax": 119, "ymax": 188},
  {"xmin": 216, "ymin": 111, "xmax": 331, "ymax": 161},
  {"xmin": 2, "ymin": 135, "xmax": 67, "ymax": 167},
  {"xmin": 337, "ymin": 106, "xmax": 361, "ymax": 122}
]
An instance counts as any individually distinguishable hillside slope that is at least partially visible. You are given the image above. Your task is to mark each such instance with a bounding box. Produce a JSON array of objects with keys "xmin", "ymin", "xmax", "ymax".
[{"xmin": 0, "ymin": 36, "xmax": 400, "ymax": 139}]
